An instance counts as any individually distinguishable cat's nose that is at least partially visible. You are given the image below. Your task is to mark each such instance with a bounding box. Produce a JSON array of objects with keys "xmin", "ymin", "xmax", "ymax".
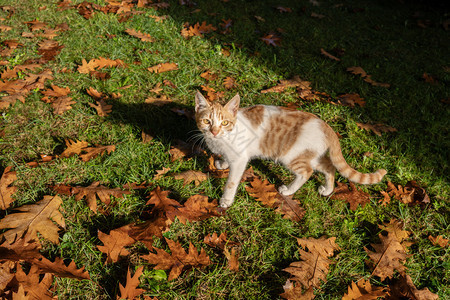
[{"xmin": 211, "ymin": 127, "xmax": 220, "ymax": 136}]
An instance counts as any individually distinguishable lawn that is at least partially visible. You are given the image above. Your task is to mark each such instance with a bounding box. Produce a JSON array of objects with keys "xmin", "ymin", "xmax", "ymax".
[{"xmin": 0, "ymin": 0, "xmax": 448, "ymax": 299}]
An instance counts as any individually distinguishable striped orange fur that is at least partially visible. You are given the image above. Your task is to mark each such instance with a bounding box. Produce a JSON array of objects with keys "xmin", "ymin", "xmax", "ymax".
[{"xmin": 194, "ymin": 91, "xmax": 387, "ymax": 208}]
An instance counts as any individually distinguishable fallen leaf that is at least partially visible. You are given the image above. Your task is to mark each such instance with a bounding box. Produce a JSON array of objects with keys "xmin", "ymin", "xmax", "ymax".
[
  {"xmin": 60, "ymin": 139, "xmax": 89, "ymax": 158},
  {"xmin": 125, "ymin": 28, "xmax": 155, "ymax": 42},
  {"xmin": 141, "ymin": 237, "xmax": 211, "ymax": 280},
  {"xmin": 357, "ymin": 122, "xmax": 397, "ymax": 136},
  {"xmin": 117, "ymin": 266, "xmax": 145, "ymax": 300},
  {"xmin": 77, "ymin": 57, "xmax": 125, "ymax": 74},
  {"xmin": 0, "ymin": 166, "xmax": 17, "ymax": 210},
  {"xmin": 261, "ymin": 76, "xmax": 310, "ymax": 93},
  {"xmin": 311, "ymin": 12, "xmax": 325, "ymax": 19},
  {"xmin": 0, "ymin": 195, "xmax": 65, "ymax": 244},
  {"xmin": 389, "ymin": 274, "xmax": 439, "ymax": 300},
  {"xmin": 51, "ymin": 96, "xmax": 75, "ymax": 115},
  {"xmin": 15, "ymin": 264, "xmax": 53, "ymax": 299},
  {"xmin": 166, "ymin": 194, "xmax": 219, "ymax": 224},
  {"xmin": 78, "ymin": 144, "xmax": 116, "ymax": 162},
  {"xmin": 97, "ymin": 228, "xmax": 135, "ymax": 263},
  {"xmin": 181, "ymin": 21, "xmax": 216, "ymax": 39},
  {"xmin": 154, "ymin": 167, "xmax": 171, "ymax": 180},
  {"xmin": 203, "ymin": 232, "xmax": 230, "ymax": 250},
  {"xmin": 331, "ymin": 182, "xmax": 371, "ymax": 211},
  {"xmin": 347, "ymin": 66, "xmax": 390, "ymax": 88},
  {"xmin": 147, "ymin": 62, "xmax": 178, "ymax": 73},
  {"xmin": 41, "ymin": 84, "xmax": 70, "ymax": 100},
  {"xmin": 200, "ymin": 71, "xmax": 218, "ymax": 81},
  {"xmin": 89, "ymin": 99, "xmax": 112, "ymax": 117},
  {"xmin": 335, "ymin": 93, "xmax": 365, "ymax": 107},
  {"xmin": 32, "ymin": 256, "xmax": 90, "ymax": 280},
  {"xmin": 284, "ymin": 236, "xmax": 339, "ymax": 289},
  {"xmin": 142, "ymin": 130, "xmax": 154, "ymax": 143},
  {"xmin": 73, "ymin": 181, "xmax": 130, "ymax": 213},
  {"xmin": 342, "ymin": 279, "xmax": 387, "ymax": 300},
  {"xmin": 261, "ymin": 33, "xmax": 281, "ymax": 47},
  {"xmin": 428, "ymin": 235, "xmax": 449, "ymax": 247},
  {"xmin": 173, "ymin": 170, "xmax": 208, "ymax": 186},
  {"xmin": 224, "ymin": 246, "xmax": 239, "ymax": 271},
  {"xmin": 223, "ymin": 76, "xmax": 236, "ymax": 89}
]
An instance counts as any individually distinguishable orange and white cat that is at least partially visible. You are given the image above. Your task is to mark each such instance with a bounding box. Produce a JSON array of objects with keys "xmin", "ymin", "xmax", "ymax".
[{"xmin": 194, "ymin": 91, "xmax": 387, "ymax": 208}]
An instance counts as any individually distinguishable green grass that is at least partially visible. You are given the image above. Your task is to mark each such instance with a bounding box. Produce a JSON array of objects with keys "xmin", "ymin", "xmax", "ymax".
[{"xmin": 0, "ymin": 0, "xmax": 449, "ymax": 298}]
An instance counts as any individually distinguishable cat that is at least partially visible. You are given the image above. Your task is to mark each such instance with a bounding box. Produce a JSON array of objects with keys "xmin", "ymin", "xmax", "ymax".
[{"xmin": 194, "ymin": 91, "xmax": 387, "ymax": 209}]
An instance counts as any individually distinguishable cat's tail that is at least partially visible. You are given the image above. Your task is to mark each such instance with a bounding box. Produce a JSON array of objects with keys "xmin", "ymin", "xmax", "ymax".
[{"xmin": 325, "ymin": 125, "xmax": 387, "ymax": 184}]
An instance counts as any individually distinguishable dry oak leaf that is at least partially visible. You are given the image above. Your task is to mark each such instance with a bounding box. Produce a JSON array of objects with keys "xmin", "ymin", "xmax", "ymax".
[
  {"xmin": 342, "ymin": 279, "xmax": 387, "ymax": 300},
  {"xmin": 15, "ymin": 264, "xmax": 53, "ymax": 299},
  {"xmin": 378, "ymin": 219, "xmax": 412, "ymax": 250},
  {"xmin": 0, "ymin": 238, "xmax": 42, "ymax": 262},
  {"xmin": 73, "ymin": 181, "xmax": 130, "ymax": 213},
  {"xmin": 283, "ymin": 248, "xmax": 334, "ymax": 289},
  {"xmin": 77, "ymin": 57, "xmax": 125, "ymax": 74},
  {"xmin": 331, "ymin": 182, "xmax": 371, "ymax": 211},
  {"xmin": 389, "ymin": 274, "xmax": 439, "ymax": 300},
  {"xmin": 154, "ymin": 167, "xmax": 171, "ymax": 180},
  {"xmin": 200, "ymin": 71, "xmax": 218, "ymax": 81},
  {"xmin": 117, "ymin": 266, "xmax": 145, "ymax": 300},
  {"xmin": 125, "ymin": 28, "xmax": 155, "ymax": 42},
  {"xmin": 141, "ymin": 237, "xmax": 211, "ymax": 280},
  {"xmin": 385, "ymin": 181, "xmax": 430, "ymax": 206},
  {"xmin": 203, "ymin": 232, "xmax": 229, "ymax": 250},
  {"xmin": 51, "ymin": 96, "xmax": 75, "ymax": 115},
  {"xmin": 0, "ymin": 261, "xmax": 15, "ymax": 291},
  {"xmin": 364, "ymin": 231, "xmax": 409, "ymax": 281},
  {"xmin": 224, "ymin": 246, "xmax": 239, "ymax": 271},
  {"xmin": 41, "ymin": 84, "xmax": 70, "ymax": 101},
  {"xmin": 275, "ymin": 196, "xmax": 306, "ymax": 222},
  {"xmin": 245, "ymin": 177, "xmax": 282, "ymax": 208},
  {"xmin": 181, "ymin": 21, "xmax": 216, "ymax": 39},
  {"xmin": 173, "ymin": 170, "xmax": 208, "ymax": 186},
  {"xmin": 280, "ymin": 280, "xmax": 315, "ymax": 300},
  {"xmin": 336, "ymin": 93, "xmax": 365, "ymax": 107},
  {"xmin": 146, "ymin": 187, "xmax": 181, "ymax": 213},
  {"xmin": 89, "ymin": 99, "xmax": 112, "ymax": 117},
  {"xmin": 78, "ymin": 144, "xmax": 116, "ymax": 162},
  {"xmin": 223, "ymin": 76, "xmax": 236, "ymax": 89},
  {"xmin": 0, "ymin": 195, "xmax": 65, "ymax": 244},
  {"xmin": 97, "ymin": 228, "xmax": 135, "ymax": 263},
  {"xmin": 428, "ymin": 235, "xmax": 449, "ymax": 247},
  {"xmin": 147, "ymin": 62, "xmax": 178, "ymax": 73},
  {"xmin": 32, "ymin": 256, "xmax": 90, "ymax": 280},
  {"xmin": 347, "ymin": 66, "xmax": 390, "ymax": 88},
  {"xmin": 284, "ymin": 236, "xmax": 339, "ymax": 289},
  {"xmin": 0, "ymin": 166, "xmax": 17, "ymax": 210},
  {"xmin": 201, "ymin": 85, "xmax": 224, "ymax": 101},
  {"xmin": 261, "ymin": 75, "xmax": 311, "ymax": 93},
  {"xmin": 60, "ymin": 139, "xmax": 89, "ymax": 158},
  {"xmin": 166, "ymin": 194, "xmax": 219, "ymax": 224},
  {"xmin": 261, "ymin": 33, "xmax": 282, "ymax": 47},
  {"xmin": 357, "ymin": 122, "xmax": 397, "ymax": 136}
]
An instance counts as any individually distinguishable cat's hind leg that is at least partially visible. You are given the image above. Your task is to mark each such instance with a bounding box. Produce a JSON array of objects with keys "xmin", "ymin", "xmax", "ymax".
[
  {"xmin": 279, "ymin": 153, "xmax": 314, "ymax": 196},
  {"xmin": 315, "ymin": 155, "xmax": 335, "ymax": 196},
  {"xmin": 215, "ymin": 158, "xmax": 229, "ymax": 170}
]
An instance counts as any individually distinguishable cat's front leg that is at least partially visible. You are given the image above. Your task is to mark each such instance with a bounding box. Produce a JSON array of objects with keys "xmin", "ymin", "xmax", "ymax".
[
  {"xmin": 214, "ymin": 158, "xmax": 229, "ymax": 170},
  {"xmin": 220, "ymin": 159, "xmax": 248, "ymax": 208}
]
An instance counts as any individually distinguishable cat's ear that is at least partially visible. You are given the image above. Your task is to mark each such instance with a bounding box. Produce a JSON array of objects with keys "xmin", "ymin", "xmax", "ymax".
[
  {"xmin": 195, "ymin": 90, "xmax": 210, "ymax": 112},
  {"xmin": 224, "ymin": 93, "xmax": 240, "ymax": 116}
]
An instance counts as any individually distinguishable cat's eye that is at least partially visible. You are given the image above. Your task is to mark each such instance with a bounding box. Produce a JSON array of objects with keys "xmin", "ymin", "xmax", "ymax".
[
  {"xmin": 202, "ymin": 119, "xmax": 210, "ymax": 124},
  {"xmin": 221, "ymin": 120, "xmax": 229, "ymax": 126}
]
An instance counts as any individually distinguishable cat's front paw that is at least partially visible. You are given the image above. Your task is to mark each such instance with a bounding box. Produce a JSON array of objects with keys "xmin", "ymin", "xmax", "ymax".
[
  {"xmin": 318, "ymin": 185, "xmax": 333, "ymax": 197},
  {"xmin": 278, "ymin": 185, "xmax": 294, "ymax": 196},
  {"xmin": 215, "ymin": 159, "xmax": 229, "ymax": 170},
  {"xmin": 219, "ymin": 197, "xmax": 234, "ymax": 208}
]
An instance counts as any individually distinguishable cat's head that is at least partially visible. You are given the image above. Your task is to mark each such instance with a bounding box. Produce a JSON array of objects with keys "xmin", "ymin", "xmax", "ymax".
[{"xmin": 194, "ymin": 91, "xmax": 240, "ymax": 139}]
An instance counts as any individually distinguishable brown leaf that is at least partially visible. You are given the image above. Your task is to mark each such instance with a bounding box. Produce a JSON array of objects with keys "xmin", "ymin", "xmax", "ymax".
[
  {"xmin": 336, "ymin": 93, "xmax": 365, "ymax": 107},
  {"xmin": 245, "ymin": 177, "xmax": 283, "ymax": 208},
  {"xmin": 142, "ymin": 130, "xmax": 154, "ymax": 143},
  {"xmin": 154, "ymin": 167, "xmax": 171, "ymax": 180},
  {"xmin": 60, "ymin": 139, "xmax": 89, "ymax": 158},
  {"xmin": 181, "ymin": 21, "xmax": 216, "ymax": 39},
  {"xmin": 97, "ymin": 228, "xmax": 135, "ymax": 263},
  {"xmin": 166, "ymin": 194, "xmax": 219, "ymax": 224},
  {"xmin": 125, "ymin": 28, "xmax": 155, "ymax": 42},
  {"xmin": 200, "ymin": 71, "xmax": 218, "ymax": 81},
  {"xmin": 173, "ymin": 170, "xmax": 208, "ymax": 186},
  {"xmin": 32, "ymin": 256, "xmax": 90, "ymax": 280},
  {"xmin": 320, "ymin": 48, "xmax": 340, "ymax": 61},
  {"xmin": 147, "ymin": 62, "xmax": 178, "ymax": 73},
  {"xmin": 89, "ymin": 99, "xmax": 112, "ymax": 117},
  {"xmin": 389, "ymin": 274, "xmax": 439, "ymax": 300},
  {"xmin": 364, "ymin": 225, "xmax": 409, "ymax": 280},
  {"xmin": 203, "ymin": 232, "xmax": 229, "ymax": 250},
  {"xmin": 357, "ymin": 122, "xmax": 397, "ymax": 136},
  {"xmin": 201, "ymin": 85, "xmax": 224, "ymax": 101},
  {"xmin": 51, "ymin": 96, "xmax": 75, "ymax": 115},
  {"xmin": 117, "ymin": 266, "xmax": 145, "ymax": 300},
  {"xmin": 24, "ymin": 19, "xmax": 47, "ymax": 31},
  {"xmin": 146, "ymin": 187, "xmax": 181, "ymax": 212},
  {"xmin": 261, "ymin": 33, "xmax": 282, "ymax": 47},
  {"xmin": 342, "ymin": 279, "xmax": 387, "ymax": 300},
  {"xmin": 296, "ymin": 236, "xmax": 340, "ymax": 258},
  {"xmin": 347, "ymin": 66, "xmax": 390, "ymax": 88},
  {"xmin": 0, "ymin": 238, "xmax": 43, "ymax": 261},
  {"xmin": 77, "ymin": 57, "xmax": 125, "ymax": 74},
  {"xmin": 223, "ymin": 76, "xmax": 236, "ymax": 89},
  {"xmin": 0, "ymin": 261, "xmax": 15, "ymax": 291},
  {"xmin": 224, "ymin": 246, "xmax": 239, "ymax": 271},
  {"xmin": 145, "ymin": 94, "xmax": 172, "ymax": 106},
  {"xmin": 0, "ymin": 166, "xmax": 17, "ymax": 210},
  {"xmin": 428, "ymin": 235, "xmax": 449, "ymax": 247},
  {"xmin": 385, "ymin": 181, "xmax": 429, "ymax": 206},
  {"xmin": 0, "ymin": 195, "xmax": 65, "ymax": 244},
  {"xmin": 280, "ymin": 280, "xmax": 315, "ymax": 300},
  {"xmin": 331, "ymin": 182, "xmax": 371, "ymax": 211},
  {"xmin": 15, "ymin": 264, "xmax": 53, "ymax": 299},
  {"xmin": 141, "ymin": 237, "xmax": 211, "ymax": 280},
  {"xmin": 37, "ymin": 39, "xmax": 64, "ymax": 63},
  {"xmin": 73, "ymin": 181, "xmax": 130, "ymax": 213},
  {"xmin": 79, "ymin": 144, "xmax": 116, "ymax": 162},
  {"xmin": 261, "ymin": 76, "xmax": 310, "ymax": 93},
  {"xmin": 41, "ymin": 84, "xmax": 70, "ymax": 100}
]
